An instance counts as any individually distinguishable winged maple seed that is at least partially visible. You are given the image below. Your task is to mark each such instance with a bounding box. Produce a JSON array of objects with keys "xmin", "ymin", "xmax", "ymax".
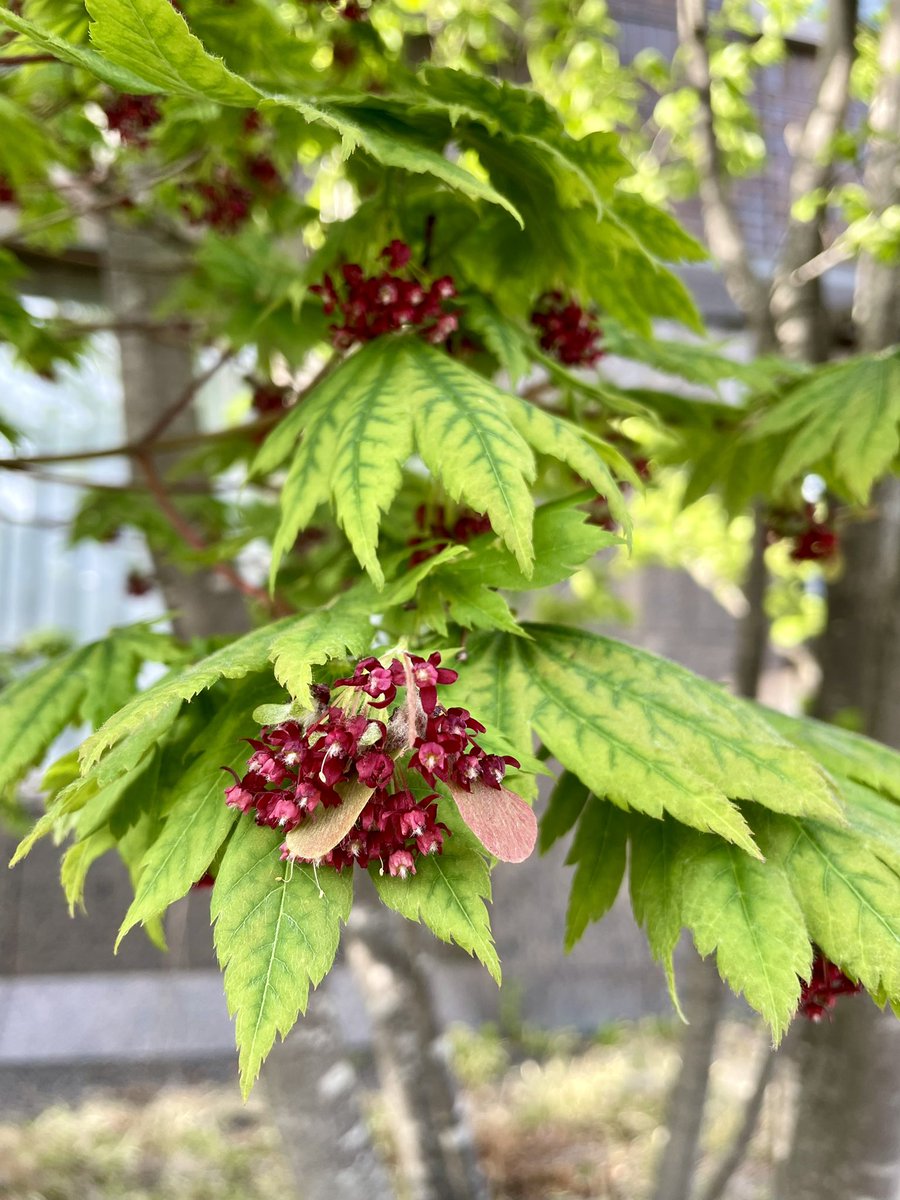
[{"xmin": 222, "ymin": 651, "xmax": 537, "ymax": 881}]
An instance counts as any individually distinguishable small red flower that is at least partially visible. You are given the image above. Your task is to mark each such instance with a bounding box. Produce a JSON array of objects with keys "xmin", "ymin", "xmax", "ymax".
[
  {"xmin": 531, "ymin": 292, "xmax": 604, "ymax": 366},
  {"xmin": 798, "ymin": 951, "xmax": 862, "ymax": 1021},
  {"xmin": 104, "ymin": 94, "xmax": 162, "ymax": 147},
  {"xmin": 309, "ymin": 243, "xmax": 461, "ymax": 349},
  {"xmin": 226, "ymin": 649, "xmax": 535, "ymax": 879}
]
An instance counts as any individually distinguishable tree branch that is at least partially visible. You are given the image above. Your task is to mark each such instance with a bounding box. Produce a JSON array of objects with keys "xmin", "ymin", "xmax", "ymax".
[
  {"xmin": 136, "ymin": 449, "xmax": 290, "ymax": 615},
  {"xmin": 0, "ymin": 412, "xmax": 279, "ymax": 469},
  {"xmin": 771, "ymin": 0, "xmax": 859, "ymax": 360},
  {"xmin": 1, "ymin": 466, "xmax": 225, "ymax": 494},
  {"xmin": 676, "ymin": 0, "xmax": 773, "ymax": 346},
  {"xmin": 733, "ymin": 504, "xmax": 771, "ymax": 699},
  {"xmin": 0, "ymin": 54, "xmax": 58, "ymax": 67},
  {"xmin": 0, "ymin": 152, "xmax": 205, "ymax": 250},
  {"xmin": 853, "ymin": 0, "xmax": 900, "ymax": 350},
  {"xmin": 137, "ymin": 345, "xmax": 236, "ymax": 445},
  {"xmin": 696, "ymin": 1036, "xmax": 782, "ymax": 1200}
]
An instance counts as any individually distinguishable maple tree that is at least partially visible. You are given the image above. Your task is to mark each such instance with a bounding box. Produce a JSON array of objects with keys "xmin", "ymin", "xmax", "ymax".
[{"xmin": 0, "ymin": 0, "xmax": 897, "ymax": 1118}]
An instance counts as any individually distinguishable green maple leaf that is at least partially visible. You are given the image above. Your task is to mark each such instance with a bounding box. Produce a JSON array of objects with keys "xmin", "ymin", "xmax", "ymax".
[
  {"xmin": 212, "ymin": 820, "xmax": 352, "ymax": 1097},
  {"xmin": 373, "ymin": 815, "xmax": 500, "ymax": 983},
  {"xmin": 748, "ymin": 351, "xmax": 900, "ymax": 501},
  {"xmin": 680, "ymin": 832, "xmax": 811, "ymax": 1040}
]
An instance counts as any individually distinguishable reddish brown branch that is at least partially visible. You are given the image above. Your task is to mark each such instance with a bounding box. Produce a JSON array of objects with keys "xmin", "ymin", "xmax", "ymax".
[
  {"xmin": 138, "ymin": 345, "xmax": 236, "ymax": 445},
  {"xmin": 0, "ymin": 54, "xmax": 57, "ymax": 67},
  {"xmin": 0, "ymin": 414, "xmax": 278, "ymax": 469},
  {"xmin": 0, "ymin": 467, "xmax": 222, "ymax": 494},
  {"xmin": 136, "ymin": 449, "xmax": 291, "ymax": 616},
  {"xmin": 0, "ymin": 353, "xmax": 337, "ymax": 471}
]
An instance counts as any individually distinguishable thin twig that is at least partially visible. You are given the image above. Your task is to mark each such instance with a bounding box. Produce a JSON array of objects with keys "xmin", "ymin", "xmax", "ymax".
[
  {"xmin": 0, "ymin": 414, "xmax": 278, "ymax": 469},
  {"xmin": 0, "ymin": 54, "xmax": 57, "ymax": 67},
  {"xmin": 0, "ymin": 352, "xmax": 338, "ymax": 471},
  {"xmin": 790, "ymin": 235, "xmax": 854, "ymax": 286},
  {"xmin": 676, "ymin": 0, "xmax": 773, "ymax": 344},
  {"xmin": 0, "ymin": 151, "xmax": 206, "ymax": 249},
  {"xmin": 136, "ymin": 449, "xmax": 290, "ymax": 615},
  {"xmin": 138, "ymin": 345, "xmax": 236, "ymax": 445},
  {"xmin": 2, "ymin": 466, "xmax": 225, "ymax": 494},
  {"xmin": 55, "ymin": 317, "xmax": 201, "ymax": 340},
  {"xmin": 696, "ymin": 1037, "xmax": 783, "ymax": 1200}
]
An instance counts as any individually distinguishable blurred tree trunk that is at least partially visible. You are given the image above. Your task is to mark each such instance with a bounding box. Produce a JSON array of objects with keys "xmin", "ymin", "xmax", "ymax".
[
  {"xmin": 649, "ymin": 949, "xmax": 726, "ymax": 1200},
  {"xmin": 103, "ymin": 219, "xmax": 395, "ymax": 1200},
  {"xmin": 649, "ymin": 512, "xmax": 769, "ymax": 1200},
  {"xmin": 774, "ymin": 484, "xmax": 900, "ymax": 1200},
  {"xmin": 346, "ymin": 880, "xmax": 490, "ymax": 1200},
  {"xmin": 774, "ymin": 4, "xmax": 900, "ymax": 1193},
  {"xmin": 657, "ymin": 4, "xmax": 888, "ymax": 1195},
  {"xmin": 104, "ymin": 222, "xmax": 249, "ymax": 641}
]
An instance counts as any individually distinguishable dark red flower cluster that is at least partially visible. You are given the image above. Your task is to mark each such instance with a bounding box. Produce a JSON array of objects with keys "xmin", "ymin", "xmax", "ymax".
[
  {"xmin": 181, "ymin": 123, "xmax": 283, "ymax": 234},
  {"xmin": 767, "ymin": 503, "xmax": 840, "ymax": 563},
  {"xmin": 0, "ymin": 176, "xmax": 16, "ymax": 205},
  {"xmin": 103, "ymin": 94, "xmax": 162, "ymax": 147},
  {"xmin": 126, "ymin": 569, "xmax": 155, "ymax": 597},
  {"xmin": 335, "ymin": 654, "xmax": 519, "ymax": 789},
  {"xmin": 251, "ymin": 381, "xmax": 291, "ymax": 415},
  {"xmin": 531, "ymin": 292, "xmax": 604, "ymax": 366},
  {"xmin": 408, "ymin": 503, "xmax": 492, "ymax": 566},
  {"xmin": 244, "ymin": 154, "xmax": 281, "ymax": 191},
  {"xmin": 798, "ymin": 952, "xmax": 862, "ymax": 1022},
  {"xmin": 183, "ymin": 171, "xmax": 255, "ymax": 234},
  {"xmin": 310, "ymin": 241, "xmax": 459, "ymax": 350},
  {"xmin": 225, "ymin": 652, "xmax": 519, "ymax": 878}
]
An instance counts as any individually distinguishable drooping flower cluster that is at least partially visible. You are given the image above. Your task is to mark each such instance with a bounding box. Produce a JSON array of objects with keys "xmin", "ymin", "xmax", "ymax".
[
  {"xmin": 766, "ymin": 503, "xmax": 840, "ymax": 564},
  {"xmin": 103, "ymin": 94, "xmax": 162, "ymax": 147},
  {"xmin": 178, "ymin": 117, "xmax": 284, "ymax": 234},
  {"xmin": 0, "ymin": 176, "xmax": 17, "ymax": 205},
  {"xmin": 251, "ymin": 380, "xmax": 291, "ymax": 415},
  {"xmin": 310, "ymin": 241, "xmax": 459, "ymax": 350},
  {"xmin": 180, "ymin": 170, "xmax": 256, "ymax": 234},
  {"xmin": 531, "ymin": 292, "xmax": 604, "ymax": 367},
  {"xmin": 126, "ymin": 569, "xmax": 155, "ymax": 597},
  {"xmin": 798, "ymin": 951, "xmax": 862, "ymax": 1022},
  {"xmin": 408, "ymin": 503, "xmax": 493, "ymax": 566},
  {"xmin": 225, "ymin": 653, "xmax": 519, "ymax": 878}
]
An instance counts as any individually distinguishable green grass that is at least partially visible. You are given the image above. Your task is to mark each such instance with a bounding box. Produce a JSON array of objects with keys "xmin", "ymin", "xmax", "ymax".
[
  {"xmin": 0, "ymin": 1019, "xmax": 779, "ymax": 1200},
  {"xmin": 0, "ymin": 1087, "xmax": 291, "ymax": 1200}
]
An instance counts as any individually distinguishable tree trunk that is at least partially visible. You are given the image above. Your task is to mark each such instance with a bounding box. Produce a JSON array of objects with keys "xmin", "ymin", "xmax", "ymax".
[
  {"xmin": 770, "ymin": 0, "xmax": 858, "ymax": 361},
  {"xmin": 103, "ymin": 218, "xmax": 395, "ymax": 1200},
  {"xmin": 103, "ymin": 221, "xmax": 249, "ymax": 640},
  {"xmin": 775, "ymin": 995, "xmax": 900, "ymax": 1200},
  {"xmin": 649, "ymin": 509, "xmax": 772, "ymax": 1200},
  {"xmin": 776, "ymin": 8, "xmax": 900, "ymax": 1188},
  {"xmin": 345, "ymin": 879, "xmax": 490, "ymax": 1200},
  {"xmin": 775, "ymin": 479, "xmax": 900, "ymax": 1200},
  {"xmin": 650, "ymin": 948, "xmax": 726, "ymax": 1200},
  {"xmin": 262, "ymin": 1001, "xmax": 397, "ymax": 1200},
  {"xmin": 852, "ymin": 0, "xmax": 900, "ymax": 354}
]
